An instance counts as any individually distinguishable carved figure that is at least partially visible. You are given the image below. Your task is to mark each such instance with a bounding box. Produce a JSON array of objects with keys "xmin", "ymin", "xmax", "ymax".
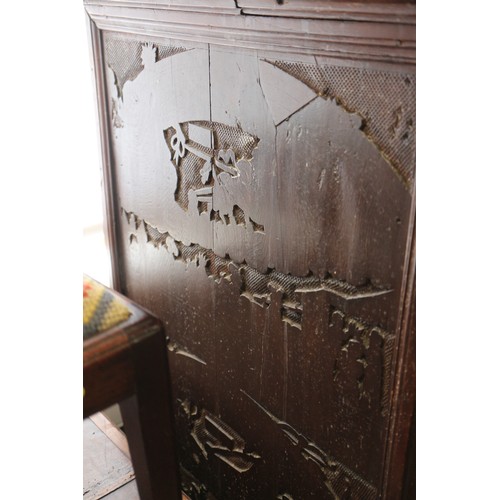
[{"xmin": 163, "ymin": 121, "xmax": 259, "ymax": 219}]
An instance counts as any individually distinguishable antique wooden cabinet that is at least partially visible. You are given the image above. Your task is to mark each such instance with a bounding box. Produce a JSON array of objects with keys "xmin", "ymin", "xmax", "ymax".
[{"xmin": 84, "ymin": 1, "xmax": 416, "ymax": 498}]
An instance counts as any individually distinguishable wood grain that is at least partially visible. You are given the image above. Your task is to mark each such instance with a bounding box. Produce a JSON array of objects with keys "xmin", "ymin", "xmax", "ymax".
[
  {"xmin": 84, "ymin": 1, "xmax": 415, "ymax": 69},
  {"xmin": 83, "ymin": 417, "xmax": 135, "ymax": 500},
  {"xmin": 90, "ymin": 412, "xmax": 131, "ymax": 460},
  {"xmin": 85, "ymin": 2, "xmax": 416, "ymax": 497}
]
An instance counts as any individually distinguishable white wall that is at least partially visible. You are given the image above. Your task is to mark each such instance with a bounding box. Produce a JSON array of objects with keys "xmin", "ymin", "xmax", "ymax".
[{"xmin": 1, "ymin": 3, "xmax": 115, "ymax": 498}]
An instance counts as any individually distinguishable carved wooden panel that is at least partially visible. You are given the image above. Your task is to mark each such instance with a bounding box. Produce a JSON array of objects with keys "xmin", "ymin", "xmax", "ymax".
[{"xmin": 86, "ymin": 3, "xmax": 415, "ymax": 498}]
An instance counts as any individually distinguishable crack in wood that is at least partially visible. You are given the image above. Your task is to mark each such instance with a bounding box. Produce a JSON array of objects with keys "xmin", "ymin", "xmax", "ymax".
[
  {"xmin": 164, "ymin": 120, "xmax": 260, "ymax": 212},
  {"xmin": 264, "ymin": 59, "xmax": 415, "ymax": 187}
]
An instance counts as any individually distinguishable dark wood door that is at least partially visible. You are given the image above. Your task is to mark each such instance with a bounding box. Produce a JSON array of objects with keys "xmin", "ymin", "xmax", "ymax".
[{"xmin": 85, "ymin": 2, "xmax": 415, "ymax": 498}]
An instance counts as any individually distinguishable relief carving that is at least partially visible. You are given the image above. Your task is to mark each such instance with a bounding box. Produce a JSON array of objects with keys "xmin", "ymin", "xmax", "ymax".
[
  {"xmin": 264, "ymin": 60, "xmax": 415, "ymax": 186},
  {"xmin": 167, "ymin": 339, "xmax": 207, "ymax": 366},
  {"xmin": 329, "ymin": 306, "xmax": 395, "ymax": 414},
  {"xmin": 111, "ymin": 98, "xmax": 124, "ymax": 128},
  {"xmin": 241, "ymin": 390, "xmax": 378, "ymax": 500},
  {"xmin": 106, "ymin": 38, "xmax": 410, "ymax": 500},
  {"xmin": 122, "ymin": 211, "xmax": 392, "ymax": 331},
  {"xmin": 180, "ymin": 400, "xmax": 261, "ymax": 474},
  {"xmin": 104, "ymin": 37, "xmax": 187, "ymax": 98},
  {"xmin": 163, "ymin": 120, "xmax": 265, "ymax": 231},
  {"xmin": 179, "ymin": 466, "xmax": 216, "ymax": 500}
]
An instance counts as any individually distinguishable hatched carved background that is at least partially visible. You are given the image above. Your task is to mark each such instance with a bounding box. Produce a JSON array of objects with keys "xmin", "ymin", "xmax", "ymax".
[{"xmin": 101, "ymin": 26, "xmax": 415, "ymax": 499}]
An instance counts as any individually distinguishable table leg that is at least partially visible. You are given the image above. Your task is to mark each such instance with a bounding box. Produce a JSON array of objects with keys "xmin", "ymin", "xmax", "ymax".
[{"xmin": 119, "ymin": 327, "xmax": 181, "ymax": 500}]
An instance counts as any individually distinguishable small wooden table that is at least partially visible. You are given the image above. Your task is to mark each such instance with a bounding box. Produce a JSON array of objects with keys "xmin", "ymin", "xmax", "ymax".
[{"xmin": 83, "ymin": 276, "xmax": 181, "ymax": 500}]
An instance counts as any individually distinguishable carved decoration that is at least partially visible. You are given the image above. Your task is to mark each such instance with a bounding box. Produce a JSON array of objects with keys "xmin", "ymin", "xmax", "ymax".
[
  {"xmin": 103, "ymin": 36, "xmax": 187, "ymax": 98},
  {"xmin": 329, "ymin": 306, "xmax": 395, "ymax": 414},
  {"xmin": 241, "ymin": 390, "xmax": 378, "ymax": 500},
  {"xmin": 258, "ymin": 59, "xmax": 317, "ymax": 125},
  {"xmin": 167, "ymin": 339, "xmax": 207, "ymax": 366},
  {"xmin": 163, "ymin": 121, "xmax": 260, "ymax": 218},
  {"xmin": 87, "ymin": 3, "xmax": 416, "ymax": 495},
  {"xmin": 265, "ymin": 60, "xmax": 416, "ymax": 186},
  {"xmin": 111, "ymin": 98, "xmax": 124, "ymax": 128},
  {"xmin": 179, "ymin": 466, "xmax": 214, "ymax": 500},
  {"xmin": 180, "ymin": 400, "xmax": 261, "ymax": 474},
  {"xmin": 122, "ymin": 210, "xmax": 392, "ymax": 332}
]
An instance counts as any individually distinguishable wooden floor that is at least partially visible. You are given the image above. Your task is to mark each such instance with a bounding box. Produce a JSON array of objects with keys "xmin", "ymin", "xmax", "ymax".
[
  {"xmin": 83, "ymin": 413, "xmax": 139, "ymax": 499},
  {"xmin": 83, "ymin": 413, "xmax": 187, "ymax": 499}
]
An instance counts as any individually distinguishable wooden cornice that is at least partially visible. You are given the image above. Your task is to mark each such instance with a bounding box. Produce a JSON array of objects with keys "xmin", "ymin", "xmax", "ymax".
[{"xmin": 84, "ymin": 0, "xmax": 415, "ymax": 68}]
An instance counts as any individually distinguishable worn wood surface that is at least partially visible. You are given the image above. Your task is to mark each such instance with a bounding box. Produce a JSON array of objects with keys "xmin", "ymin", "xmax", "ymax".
[
  {"xmin": 83, "ymin": 416, "xmax": 135, "ymax": 500},
  {"xmin": 84, "ymin": 413, "xmax": 191, "ymax": 500},
  {"xmin": 85, "ymin": 2, "xmax": 415, "ymax": 498},
  {"xmin": 90, "ymin": 412, "xmax": 131, "ymax": 459}
]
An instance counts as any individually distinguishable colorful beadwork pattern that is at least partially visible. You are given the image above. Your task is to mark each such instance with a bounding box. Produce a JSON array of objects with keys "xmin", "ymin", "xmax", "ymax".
[{"xmin": 83, "ymin": 275, "xmax": 131, "ymax": 339}]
